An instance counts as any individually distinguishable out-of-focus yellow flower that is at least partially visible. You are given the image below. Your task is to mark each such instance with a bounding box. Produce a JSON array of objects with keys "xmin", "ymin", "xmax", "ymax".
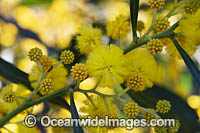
[
  {"xmin": 125, "ymin": 48, "xmax": 157, "ymax": 89},
  {"xmin": 17, "ymin": 124, "xmax": 39, "ymax": 133},
  {"xmin": 76, "ymin": 25, "xmax": 103, "ymax": 54},
  {"xmin": 14, "ymin": 6, "xmax": 39, "ymax": 30},
  {"xmin": 154, "ymin": 64, "xmax": 165, "ymax": 85},
  {"xmin": 0, "ymin": 85, "xmax": 16, "ymax": 103},
  {"xmin": 187, "ymin": 95, "xmax": 200, "ymax": 109},
  {"xmin": 18, "ymin": 38, "xmax": 48, "ymax": 56},
  {"xmin": 86, "ymin": 44, "xmax": 129, "ymax": 88},
  {"xmin": 165, "ymin": 36, "xmax": 197, "ymax": 59},
  {"xmin": 103, "ymin": 1, "xmax": 129, "ymax": 20},
  {"xmin": 80, "ymin": 95, "xmax": 118, "ymax": 133},
  {"xmin": 80, "ymin": 93, "xmax": 117, "ymax": 118},
  {"xmin": 0, "ymin": 21, "xmax": 18, "ymax": 47},
  {"xmin": 14, "ymin": 0, "xmax": 86, "ymax": 47},
  {"xmin": 0, "ymin": 0, "xmax": 19, "ymax": 17},
  {"xmin": 73, "ymin": 78, "xmax": 115, "ymax": 110},
  {"xmin": 106, "ymin": 14, "xmax": 130, "ymax": 39},
  {"xmin": 79, "ymin": 78, "xmax": 96, "ymax": 90},
  {"xmin": 168, "ymin": 58, "xmax": 180, "ymax": 85},
  {"xmin": 0, "ymin": 84, "xmax": 38, "ymax": 127},
  {"xmin": 179, "ymin": 10, "xmax": 200, "ymax": 46},
  {"xmin": 166, "ymin": 10, "xmax": 200, "ymax": 58},
  {"xmin": 29, "ymin": 58, "xmax": 68, "ymax": 91},
  {"xmin": 0, "ymin": 124, "xmax": 18, "ymax": 133}
]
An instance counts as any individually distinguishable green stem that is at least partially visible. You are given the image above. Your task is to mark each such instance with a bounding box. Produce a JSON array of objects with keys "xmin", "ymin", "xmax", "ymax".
[
  {"xmin": 118, "ymin": 87, "xmax": 131, "ymax": 97},
  {"xmin": 91, "ymin": 76, "xmax": 102, "ymax": 91},
  {"xmin": 166, "ymin": 0, "xmax": 187, "ymax": 18},
  {"xmin": 170, "ymin": 9, "xmax": 186, "ymax": 16},
  {"xmin": 0, "ymin": 82, "xmax": 75, "ymax": 128},
  {"xmin": 84, "ymin": 93, "xmax": 96, "ymax": 108},
  {"xmin": 103, "ymin": 98, "xmax": 111, "ymax": 116},
  {"xmin": 139, "ymin": 106, "xmax": 161, "ymax": 119},
  {"xmin": 142, "ymin": 8, "xmax": 157, "ymax": 37},
  {"xmin": 25, "ymin": 72, "xmax": 46, "ymax": 101},
  {"xmin": 123, "ymin": 21, "xmax": 179, "ymax": 54},
  {"xmin": 26, "ymin": 61, "xmax": 62, "ymax": 101},
  {"xmin": 74, "ymin": 88, "xmax": 116, "ymax": 98}
]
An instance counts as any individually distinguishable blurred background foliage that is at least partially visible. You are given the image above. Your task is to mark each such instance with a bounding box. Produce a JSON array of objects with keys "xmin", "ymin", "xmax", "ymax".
[{"xmin": 0, "ymin": 0, "xmax": 200, "ymax": 132}]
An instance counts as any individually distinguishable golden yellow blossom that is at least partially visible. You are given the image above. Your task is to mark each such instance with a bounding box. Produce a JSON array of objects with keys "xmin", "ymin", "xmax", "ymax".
[
  {"xmin": 76, "ymin": 25, "xmax": 103, "ymax": 54},
  {"xmin": 125, "ymin": 48, "xmax": 157, "ymax": 89},
  {"xmin": 86, "ymin": 44, "xmax": 129, "ymax": 88},
  {"xmin": 106, "ymin": 14, "xmax": 130, "ymax": 39},
  {"xmin": 29, "ymin": 58, "xmax": 68, "ymax": 91}
]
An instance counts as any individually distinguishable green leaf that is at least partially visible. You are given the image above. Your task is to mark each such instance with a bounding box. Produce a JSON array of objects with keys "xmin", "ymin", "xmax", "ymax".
[
  {"xmin": 0, "ymin": 57, "xmax": 70, "ymax": 110},
  {"xmin": 20, "ymin": 0, "xmax": 53, "ymax": 5},
  {"xmin": 128, "ymin": 85, "xmax": 200, "ymax": 132},
  {"xmin": 0, "ymin": 58, "xmax": 32, "ymax": 89},
  {"xmin": 171, "ymin": 38, "xmax": 200, "ymax": 89},
  {"xmin": 130, "ymin": 0, "xmax": 139, "ymax": 38},
  {"xmin": 70, "ymin": 89, "xmax": 84, "ymax": 133}
]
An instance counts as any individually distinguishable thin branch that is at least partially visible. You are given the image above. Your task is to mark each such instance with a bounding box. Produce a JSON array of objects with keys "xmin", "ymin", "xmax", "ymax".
[
  {"xmin": 0, "ymin": 82, "xmax": 76, "ymax": 128},
  {"xmin": 123, "ymin": 21, "xmax": 179, "ymax": 54},
  {"xmin": 103, "ymin": 98, "xmax": 111, "ymax": 116}
]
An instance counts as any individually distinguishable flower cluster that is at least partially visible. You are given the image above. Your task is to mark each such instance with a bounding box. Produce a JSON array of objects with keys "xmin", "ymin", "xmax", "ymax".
[
  {"xmin": 4, "ymin": 0, "xmax": 200, "ymax": 131},
  {"xmin": 106, "ymin": 14, "xmax": 130, "ymax": 39}
]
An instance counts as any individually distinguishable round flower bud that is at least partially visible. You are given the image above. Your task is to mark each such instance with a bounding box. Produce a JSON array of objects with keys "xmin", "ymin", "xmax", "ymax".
[
  {"xmin": 123, "ymin": 102, "xmax": 139, "ymax": 118},
  {"xmin": 2, "ymin": 90, "xmax": 15, "ymax": 103},
  {"xmin": 137, "ymin": 20, "xmax": 145, "ymax": 32},
  {"xmin": 154, "ymin": 126, "xmax": 167, "ymax": 133},
  {"xmin": 71, "ymin": 63, "xmax": 88, "ymax": 81},
  {"xmin": 60, "ymin": 50, "xmax": 74, "ymax": 64},
  {"xmin": 148, "ymin": 0, "xmax": 165, "ymax": 10},
  {"xmin": 156, "ymin": 100, "xmax": 171, "ymax": 114},
  {"xmin": 143, "ymin": 109, "xmax": 156, "ymax": 123},
  {"xmin": 28, "ymin": 47, "xmax": 43, "ymax": 62},
  {"xmin": 168, "ymin": 120, "xmax": 180, "ymax": 133},
  {"xmin": 40, "ymin": 78, "xmax": 54, "ymax": 95},
  {"xmin": 39, "ymin": 55, "xmax": 53, "ymax": 72},
  {"xmin": 146, "ymin": 39, "xmax": 164, "ymax": 55},
  {"xmin": 153, "ymin": 17, "xmax": 170, "ymax": 33},
  {"xmin": 127, "ymin": 74, "xmax": 145, "ymax": 92},
  {"xmin": 184, "ymin": 0, "xmax": 200, "ymax": 14}
]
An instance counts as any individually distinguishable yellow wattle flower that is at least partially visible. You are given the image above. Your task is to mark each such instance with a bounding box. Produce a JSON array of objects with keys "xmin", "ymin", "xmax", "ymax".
[
  {"xmin": 125, "ymin": 48, "xmax": 157, "ymax": 89},
  {"xmin": 165, "ymin": 10, "xmax": 200, "ymax": 59},
  {"xmin": 76, "ymin": 25, "xmax": 103, "ymax": 55},
  {"xmin": 79, "ymin": 95, "xmax": 118, "ymax": 132},
  {"xmin": 86, "ymin": 44, "xmax": 129, "ymax": 88},
  {"xmin": 29, "ymin": 58, "xmax": 68, "ymax": 91},
  {"xmin": 0, "ymin": 85, "xmax": 16, "ymax": 103},
  {"xmin": 106, "ymin": 14, "xmax": 130, "ymax": 39}
]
